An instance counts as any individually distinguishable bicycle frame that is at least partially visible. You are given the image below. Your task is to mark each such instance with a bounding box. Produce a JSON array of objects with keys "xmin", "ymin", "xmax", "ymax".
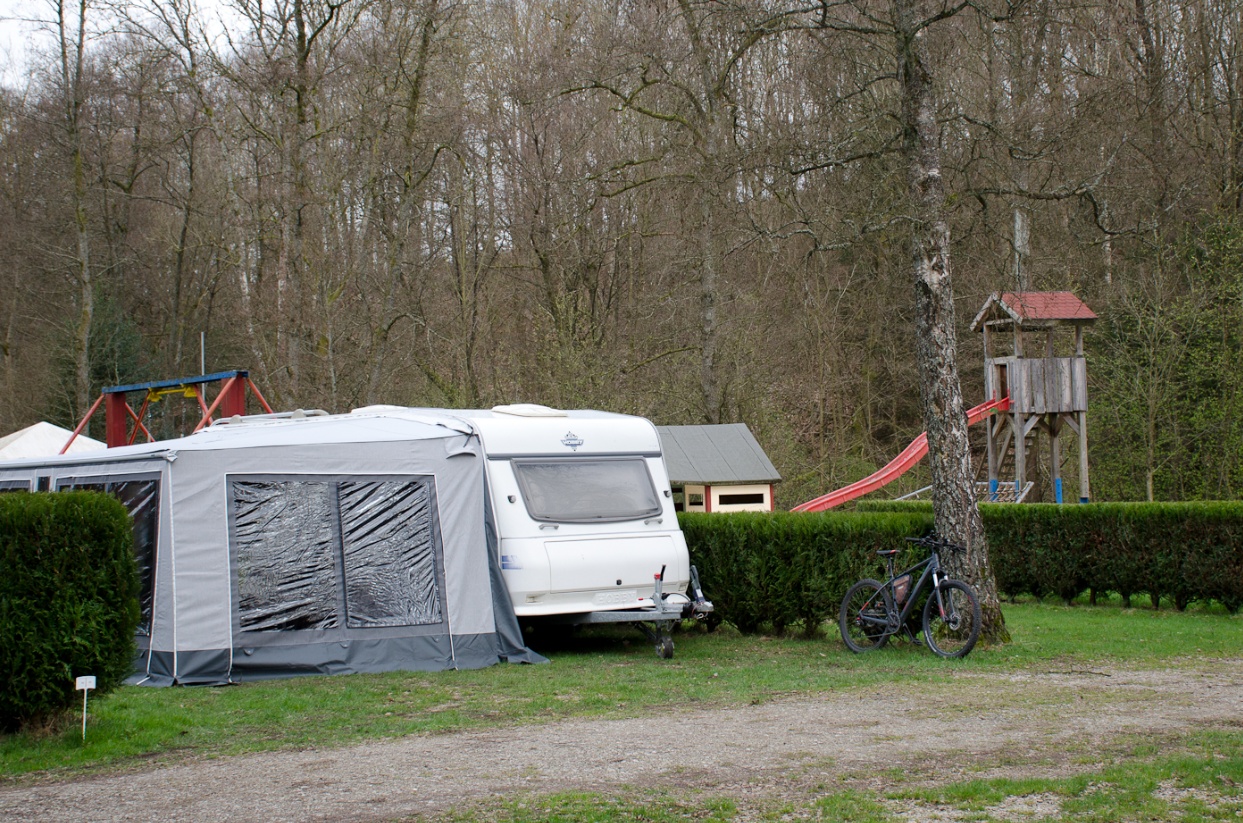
[{"xmin": 863, "ymin": 550, "xmax": 947, "ymax": 638}]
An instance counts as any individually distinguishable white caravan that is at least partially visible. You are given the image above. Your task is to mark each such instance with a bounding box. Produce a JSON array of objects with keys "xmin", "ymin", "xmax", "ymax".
[{"xmin": 357, "ymin": 404, "xmax": 712, "ymax": 655}]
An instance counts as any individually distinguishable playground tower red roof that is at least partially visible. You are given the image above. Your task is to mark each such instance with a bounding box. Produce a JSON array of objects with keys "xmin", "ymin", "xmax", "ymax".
[{"xmin": 971, "ymin": 291, "xmax": 1097, "ymax": 331}]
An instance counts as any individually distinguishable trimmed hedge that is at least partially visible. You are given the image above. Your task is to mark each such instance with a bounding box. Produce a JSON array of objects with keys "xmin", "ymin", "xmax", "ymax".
[
  {"xmin": 684, "ymin": 502, "xmax": 1243, "ymax": 632},
  {"xmin": 846, "ymin": 500, "xmax": 1243, "ymax": 611},
  {"xmin": 984, "ymin": 502, "xmax": 1243, "ymax": 611},
  {"xmin": 680, "ymin": 510, "xmax": 933, "ymax": 635},
  {"xmin": 0, "ymin": 492, "xmax": 139, "ymax": 732}
]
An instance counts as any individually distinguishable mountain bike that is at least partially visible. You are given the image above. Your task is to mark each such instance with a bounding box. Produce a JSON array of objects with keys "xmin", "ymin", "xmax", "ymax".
[{"xmin": 839, "ymin": 533, "xmax": 982, "ymax": 659}]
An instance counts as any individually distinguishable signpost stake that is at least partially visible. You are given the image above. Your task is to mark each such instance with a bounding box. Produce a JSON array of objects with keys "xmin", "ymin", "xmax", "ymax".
[{"xmin": 76, "ymin": 676, "xmax": 96, "ymax": 741}]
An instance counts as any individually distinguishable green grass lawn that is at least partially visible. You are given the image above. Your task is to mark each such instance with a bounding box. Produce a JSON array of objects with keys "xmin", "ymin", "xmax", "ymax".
[{"xmin": 2, "ymin": 598, "xmax": 1239, "ymax": 786}]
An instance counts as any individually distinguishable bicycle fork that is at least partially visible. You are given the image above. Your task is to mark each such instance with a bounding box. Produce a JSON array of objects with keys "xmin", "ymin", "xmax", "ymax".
[
  {"xmin": 930, "ymin": 570, "xmax": 962, "ymax": 629},
  {"xmin": 931, "ymin": 570, "xmax": 947, "ymax": 620}
]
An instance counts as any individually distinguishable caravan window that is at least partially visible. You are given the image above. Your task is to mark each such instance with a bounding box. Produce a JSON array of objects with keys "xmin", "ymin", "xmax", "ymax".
[
  {"xmin": 512, "ymin": 458, "xmax": 661, "ymax": 523},
  {"xmin": 230, "ymin": 477, "xmax": 443, "ymax": 634},
  {"xmin": 56, "ymin": 477, "xmax": 159, "ymax": 638},
  {"xmin": 0, "ymin": 480, "xmax": 29, "ymax": 492}
]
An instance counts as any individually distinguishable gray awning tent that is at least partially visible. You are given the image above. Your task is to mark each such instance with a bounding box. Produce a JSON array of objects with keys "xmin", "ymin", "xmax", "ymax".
[{"xmin": 0, "ymin": 411, "xmax": 542, "ymax": 684}]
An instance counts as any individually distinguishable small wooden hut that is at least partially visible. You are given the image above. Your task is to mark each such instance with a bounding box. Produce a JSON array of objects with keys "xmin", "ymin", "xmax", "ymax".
[{"xmin": 657, "ymin": 424, "xmax": 781, "ymax": 512}]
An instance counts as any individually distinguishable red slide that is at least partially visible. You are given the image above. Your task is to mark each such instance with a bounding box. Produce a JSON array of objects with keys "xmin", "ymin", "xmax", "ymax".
[{"xmin": 792, "ymin": 397, "xmax": 1011, "ymax": 512}]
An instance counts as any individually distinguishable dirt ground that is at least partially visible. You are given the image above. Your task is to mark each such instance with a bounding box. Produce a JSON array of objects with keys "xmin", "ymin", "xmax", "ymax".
[{"xmin": 3, "ymin": 662, "xmax": 1241, "ymax": 822}]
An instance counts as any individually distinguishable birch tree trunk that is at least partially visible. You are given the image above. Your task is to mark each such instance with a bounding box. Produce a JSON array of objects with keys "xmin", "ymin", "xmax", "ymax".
[
  {"xmin": 56, "ymin": 0, "xmax": 94, "ymax": 424},
  {"xmin": 893, "ymin": 0, "xmax": 1008, "ymax": 643}
]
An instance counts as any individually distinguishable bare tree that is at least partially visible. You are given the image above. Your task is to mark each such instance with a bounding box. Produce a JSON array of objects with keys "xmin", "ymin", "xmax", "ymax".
[
  {"xmin": 580, "ymin": 1, "xmax": 801, "ymax": 423},
  {"xmin": 46, "ymin": 0, "xmax": 96, "ymax": 422},
  {"xmin": 217, "ymin": 0, "xmax": 360, "ymax": 406}
]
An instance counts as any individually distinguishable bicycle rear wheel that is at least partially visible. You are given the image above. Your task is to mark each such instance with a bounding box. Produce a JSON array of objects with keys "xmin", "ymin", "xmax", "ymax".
[
  {"xmin": 922, "ymin": 579, "xmax": 981, "ymax": 658},
  {"xmin": 839, "ymin": 579, "xmax": 892, "ymax": 653}
]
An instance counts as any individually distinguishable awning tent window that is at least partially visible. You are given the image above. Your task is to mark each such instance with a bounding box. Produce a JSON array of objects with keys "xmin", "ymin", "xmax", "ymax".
[
  {"xmin": 512, "ymin": 458, "xmax": 661, "ymax": 523},
  {"xmin": 57, "ymin": 476, "xmax": 159, "ymax": 638},
  {"xmin": 232, "ymin": 481, "xmax": 341, "ymax": 632},
  {"xmin": 339, "ymin": 480, "xmax": 442, "ymax": 628},
  {"xmin": 230, "ymin": 477, "xmax": 443, "ymax": 634}
]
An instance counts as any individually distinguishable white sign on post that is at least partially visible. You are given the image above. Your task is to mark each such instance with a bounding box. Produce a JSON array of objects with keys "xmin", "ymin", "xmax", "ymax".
[{"xmin": 76, "ymin": 676, "xmax": 96, "ymax": 740}]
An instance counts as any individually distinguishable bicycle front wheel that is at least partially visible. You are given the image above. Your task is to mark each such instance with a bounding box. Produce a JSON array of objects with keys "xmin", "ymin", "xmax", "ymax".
[
  {"xmin": 839, "ymin": 579, "xmax": 892, "ymax": 653},
  {"xmin": 922, "ymin": 579, "xmax": 981, "ymax": 659}
]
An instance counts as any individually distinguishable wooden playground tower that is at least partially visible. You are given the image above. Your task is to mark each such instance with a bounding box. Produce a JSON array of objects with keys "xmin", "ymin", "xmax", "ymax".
[{"xmin": 971, "ymin": 292, "xmax": 1097, "ymax": 503}]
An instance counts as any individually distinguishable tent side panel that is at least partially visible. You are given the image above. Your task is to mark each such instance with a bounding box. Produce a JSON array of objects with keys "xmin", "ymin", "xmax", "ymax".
[
  {"xmin": 151, "ymin": 648, "xmax": 230, "ymax": 685},
  {"xmin": 0, "ymin": 457, "xmax": 179, "ymax": 683},
  {"xmin": 0, "ymin": 471, "xmax": 34, "ymax": 491},
  {"xmin": 227, "ymin": 636, "xmax": 455, "ymax": 679},
  {"xmin": 168, "ymin": 451, "xmax": 236, "ymax": 681},
  {"xmin": 484, "ymin": 487, "xmax": 547, "ymax": 664},
  {"xmin": 437, "ymin": 436, "xmax": 498, "ymax": 638},
  {"xmin": 147, "ymin": 476, "xmax": 177, "ymax": 675},
  {"xmin": 451, "ymin": 632, "xmax": 538, "ymax": 668}
]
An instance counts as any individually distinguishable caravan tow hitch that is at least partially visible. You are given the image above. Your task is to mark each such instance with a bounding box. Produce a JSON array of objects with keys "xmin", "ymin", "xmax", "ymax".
[
  {"xmin": 638, "ymin": 565, "xmax": 714, "ymax": 659},
  {"xmin": 564, "ymin": 565, "xmax": 713, "ymax": 660}
]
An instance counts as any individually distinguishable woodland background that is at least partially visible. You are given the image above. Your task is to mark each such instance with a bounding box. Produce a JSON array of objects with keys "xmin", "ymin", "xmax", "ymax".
[{"xmin": 1, "ymin": 0, "xmax": 1241, "ymax": 507}]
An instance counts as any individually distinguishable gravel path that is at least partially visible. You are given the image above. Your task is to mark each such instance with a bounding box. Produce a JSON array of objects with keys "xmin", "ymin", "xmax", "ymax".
[{"xmin": 4, "ymin": 663, "xmax": 1241, "ymax": 821}]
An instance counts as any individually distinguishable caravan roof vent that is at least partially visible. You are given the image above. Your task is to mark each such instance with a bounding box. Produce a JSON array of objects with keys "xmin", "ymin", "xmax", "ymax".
[{"xmin": 491, "ymin": 404, "xmax": 567, "ymax": 418}]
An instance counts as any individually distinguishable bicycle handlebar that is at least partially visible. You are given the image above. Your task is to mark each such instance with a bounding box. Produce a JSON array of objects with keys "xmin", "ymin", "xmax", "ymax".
[{"xmin": 903, "ymin": 534, "xmax": 966, "ymax": 554}]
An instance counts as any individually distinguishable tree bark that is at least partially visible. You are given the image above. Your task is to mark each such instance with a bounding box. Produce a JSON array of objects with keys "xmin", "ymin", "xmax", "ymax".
[
  {"xmin": 676, "ymin": 0, "xmax": 727, "ymax": 424},
  {"xmin": 893, "ymin": 0, "xmax": 1008, "ymax": 643},
  {"xmin": 58, "ymin": 0, "xmax": 94, "ymax": 424}
]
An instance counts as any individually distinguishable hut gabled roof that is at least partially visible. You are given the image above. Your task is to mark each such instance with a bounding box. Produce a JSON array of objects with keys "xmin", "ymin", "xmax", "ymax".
[
  {"xmin": 657, "ymin": 424, "xmax": 781, "ymax": 485},
  {"xmin": 971, "ymin": 291, "xmax": 1097, "ymax": 332}
]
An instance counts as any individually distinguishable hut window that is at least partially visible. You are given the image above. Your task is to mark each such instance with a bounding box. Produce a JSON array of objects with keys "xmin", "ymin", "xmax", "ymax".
[{"xmin": 718, "ymin": 492, "xmax": 765, "ymax": 505}]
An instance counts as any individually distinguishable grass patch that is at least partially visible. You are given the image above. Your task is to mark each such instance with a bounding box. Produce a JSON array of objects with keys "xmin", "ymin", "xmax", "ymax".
[
  {"xmin": 410, "ymin": 729, "xmax": 1243, "ymax": 821},
  {"xmin": 1, "ymin": 601, "xmax": 1240, "ymax": 781},
  {"xmin": 880, "ymin": 728, "xmax": 1243, "ymax": 822},
  {"xmin": 435, "ymin": 790, "xmax": 737, "ymax": 822}
]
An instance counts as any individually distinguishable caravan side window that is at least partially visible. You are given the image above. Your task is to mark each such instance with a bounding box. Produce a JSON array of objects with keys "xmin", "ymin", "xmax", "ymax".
[
  {"xmin": 512, "ymin": 458, "xmax": 662, "ymax": 523},
  {"xmin": 57, "ymin": 477, "xmax": 159, "ymax": 638},
  {"xmin": 230, "ymin": 477, "xmax": 443, "ymax": 634}
]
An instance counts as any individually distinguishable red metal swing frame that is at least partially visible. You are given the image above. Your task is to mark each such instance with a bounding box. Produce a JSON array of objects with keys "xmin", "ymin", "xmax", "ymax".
[{"xmin": 61, "ymin": 370, "xmax": 274, "ymax": 454}]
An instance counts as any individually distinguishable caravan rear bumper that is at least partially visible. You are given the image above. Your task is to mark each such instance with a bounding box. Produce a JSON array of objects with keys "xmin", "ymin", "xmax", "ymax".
[
  {"xmin": 514, "ymin": 568, "xmax": 714, "ymax": 624},
  {"xmin": 512, "ymin": 587, "xmax": 678, "ymax": 617}
]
